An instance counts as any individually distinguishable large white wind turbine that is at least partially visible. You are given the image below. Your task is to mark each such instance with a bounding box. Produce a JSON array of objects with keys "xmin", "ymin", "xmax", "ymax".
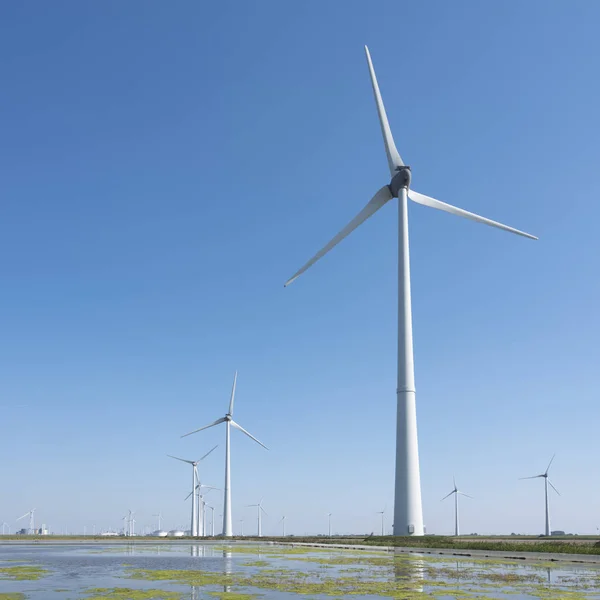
[
  {"xmin": 520, "ymin": 454, "xmax": 560, "ymax": 536},
  {"xmin": 284, "ymin": 46, "xmax": 537, "ymax": 536},
  {"xmin": 441, "ymin": 477, "xmax": 472, "ymax": 537},
  {"xmin": 246, "ymin": 498, "xmax": 267, "ymax": 537},
  {"xmin": 182, "ymin": 372, "xmax": 268, "ymax": 537},
  {"xmin": 168, "ymin": 445, "xmax": 217, "ymax": 536},
  {"xmin": 16, "ymin": 509, "xmax": 36, "ymax": 535}
]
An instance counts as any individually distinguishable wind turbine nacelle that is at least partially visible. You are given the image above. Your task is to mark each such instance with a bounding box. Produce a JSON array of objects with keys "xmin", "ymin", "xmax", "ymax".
[{"xmin": 389, "ymin": 166, "xmax": 411, "ymax": 198}]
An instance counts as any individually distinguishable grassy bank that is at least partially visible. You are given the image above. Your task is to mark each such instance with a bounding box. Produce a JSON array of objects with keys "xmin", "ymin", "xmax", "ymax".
[
  {"xmin": 322, "ymin": 536, "xmax": 600, "ymax": 556},
  {"xmin": 2, "ymin": 534, "xmax": 600, "ymax": 556}
]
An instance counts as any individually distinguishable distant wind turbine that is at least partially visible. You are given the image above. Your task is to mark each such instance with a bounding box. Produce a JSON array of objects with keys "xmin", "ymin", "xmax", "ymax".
[
  {"xmin": 169, "ymin": 446, "xmax": 218, "ymax": 536},
  {"xmin": 284, "ymin": 46, "xmax": 537, "ymax": 536},
  {"xmin": 520, "ymin": 454, "xmax": 560, "ymax": 536},
  {"xmin": 16, "ymin": 509, "xmax": 35, "ymax": 535},
  {"xmin": 327, "ymin": 513, "xmax": 332, "ymax": 538},
  {"xmin": 182, "ymin": 372, "xmax": 268, "ymax": 537},
  {"xmin": 185, "ymin": 483, "xmax": 218, "ymax": 536},
  {"xmin": 441, "ymin": 477, "xmax": 472, "ymax": 537},
  {"xmin": 152, "ymin": 511, "xmax": 163, "ymax": 532},
  {"xmin": 279, "ymin": 515, "xmax": 286, "ymax": 537},
  {"xmin": 1, "ymin": 522, "xmax": 10, "ymax": 534},
  {"xmin": 205, "ymin": 505, "xmax": 215, "ymax": 537},
  {"xmin": 377, "ymin": 507, "xmax": 386, "ymax": 536},
  {"xmin": 246, "ymin": 499, "xmax": 267, "ymax": 537}
]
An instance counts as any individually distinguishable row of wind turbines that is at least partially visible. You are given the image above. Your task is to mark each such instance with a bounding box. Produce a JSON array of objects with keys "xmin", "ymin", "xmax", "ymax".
[
  {"xmin": 7, "ymin": 45, "xmax": 541, "ymax": 540},
  {"xmin": 443, "ymin": 456, "xmax": 560, "ymax": 537},
  {"xmin": 164, "ymin": 45, "xmax": 539, "ymax": 540}
]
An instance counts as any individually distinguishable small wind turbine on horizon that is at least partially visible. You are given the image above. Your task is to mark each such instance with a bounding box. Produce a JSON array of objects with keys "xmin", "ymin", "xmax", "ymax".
[
  {"xmin": 520, "ymin": 454, "xmax": 560, "ymax": 536},
  {"xmin": 284, "ymin": 46, "xmax": 537, "ymax": 536},
  {"xmin": 327, "ymin": 513, "xmax": 332, "ymax": 538},
  {"xmin": 246, "ymin": 498, "xmax": 267, "ymax": 537},
  {"xmin": 182, "ymin": 372, "xmax": 268, "ymax": 537},
  {"xmin": 153, "ymin": 511, "xmax": 164, "ymax": 532},
  {"xmin": 16, "ymin": 509, "xmax": 36, "ymax": 535},
  {"xmin": 377, "ymin": 507, "xmax": 386, "ymax": 536},
  {"xmin": 279, "ymin": 515, "xmax": 286, "ymax": 537},
  {"xmin": 441, "ymin": 477, "xmax": 472, "ymax": 537},
  {"xmin": 1, "ymin": 522, "xmax": 10, "ymax": 535}
]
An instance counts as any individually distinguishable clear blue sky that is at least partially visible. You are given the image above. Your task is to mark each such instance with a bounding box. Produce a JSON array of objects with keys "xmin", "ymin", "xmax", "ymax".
[{"xmin": 1, "ymin": 1, "xmax": 598, "ymax": 537}]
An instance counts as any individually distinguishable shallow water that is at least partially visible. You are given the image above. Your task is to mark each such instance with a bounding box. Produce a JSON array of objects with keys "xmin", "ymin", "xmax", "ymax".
[{"xmin": 1, "ymin": 542, "xmax": 599, "ymax": 599}]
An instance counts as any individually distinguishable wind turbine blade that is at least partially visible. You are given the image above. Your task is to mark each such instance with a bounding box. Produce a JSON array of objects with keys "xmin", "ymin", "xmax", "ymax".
[
  {"xmin": 181, "ymin": 417, "xmax": 226, "ymax": 439},
  {"xmin": 519, "ymin": 475, "xmax": 544, "ymax": 480},
  {"xmin": 284, "ymin": 185, "xmax": 393, "ymax": 286},
  {"xmin": 408, "ymin": 190, "xmax": 538, "ymax": 240},
  {"xmin": 229, "ymin": 371, "xmax": 238, "ymax": 415},
  {"xmin": 459, "ymin": 492, "xmax": 474, "ymax": 499},
  {"xmin": 16, "ymin": 512, "xmax": 29, "ymax": 522},
  {"xmin": 453, "ymin": 476, "xmax": 457, "ymax": 490},
  {"xmin": 260, "ymin": 506, "xmax": 268, "ymax": 516},
  {"xmin": 364, "ymin": 46, "xmax": 403, "ymax": 174},
  {"xmin": 441, "ymin": 490, "xmax": 455, "ymax": 501},
  {"xmin": 200, "ymin": 444, "xmax": 219, "ymax": 462},
  {"xmin": 230, "ymin": 420, "xmax": 269, "ymax": 450},
  {"xmin": 545, "ymin": 454, "xmax": 556, "ymax": 474},
  {"xmin": 184, "ymin": 490, "xmax": 193, "ymax": 501},
  {"xmin": 166, "ymin": 454, "xmax": 194, "ymax": 465},
  {"xmin": 548, "ymin": 480, "xmax": 561, "ymax": 496}
]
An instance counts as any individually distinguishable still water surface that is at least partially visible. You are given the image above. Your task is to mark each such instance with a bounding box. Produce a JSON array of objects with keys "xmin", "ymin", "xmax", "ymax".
[{"xmin": 1, "ymin": 542, "xmax": 599, "ymax": 599}]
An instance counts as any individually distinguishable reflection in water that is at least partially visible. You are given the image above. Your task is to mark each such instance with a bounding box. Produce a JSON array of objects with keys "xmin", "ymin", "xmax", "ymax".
[
  {"xmin": 223, "ymin": 550, "xmax": 232, "ymax": 593},
  {"xmin": 393, "ymin": 552, "xmax": 424, "ymax": 594},
  {"xmin": 189, "ymin": 585, "xmax": 199, "ymax": 600}
]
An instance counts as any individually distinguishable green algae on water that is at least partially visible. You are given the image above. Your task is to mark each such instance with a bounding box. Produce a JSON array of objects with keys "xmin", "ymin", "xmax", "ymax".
[
  {"xmin": 208, "ymin": 594, "xmax": 262, "ymax": 600},
  {"xmin": 0, "ymin": 565, "xmax": 48, "ymax": 580},
  {"xmin": 85, "ymin": 588, "xmax": 183, "ymax": 600},
  {"xmin": 0, "ymin": 594, "xmax": 26, "ymax": 600}
]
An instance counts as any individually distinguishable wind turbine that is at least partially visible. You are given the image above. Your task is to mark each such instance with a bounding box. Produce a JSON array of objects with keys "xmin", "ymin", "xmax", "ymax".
[
  {"xmin": 152, "ymin": 511, "xmax": 163, "ymax": 532},
  {"xmin": 377, "ymin": 508, "xmax": 386, "ymax": 536},
  {"xmin": 246, "ymin": 499, "xmax": 267, "ymax": 537},
  {"xmin": 205, "ymin": 505, "xmax": 215, "ymax": 537},
  {"xmin": 182, "ymin": 372, "xmax": 268, "ymax": 537},
  {"xmin": 185, "ymin": 483, "xmax": 218, "ymax": 536},
  {"xmin": 1, "ymin": 522, "xmax": 10, "ymax": 535},
  {"xmin": 284, "ymin": 46, "xmax": 537, "ymax": 536},
  {"xmin": 168, "ymin": 445, "xmax": 217, "ymax": 536},
  {"xmin": 441, "ymin": 477, "xmax": 472, "ymax": 537},
  {"xmin": 520, "ymin": 454, "xmax": 560, "ymax": 536},
  {"xmin": 239, "ymin": 518, "xmax": 244, "ymax": 537},
  {"xmin": 279, "ymin": 515, "xmax": 286, "ymax": 537},
  {"xmin": 16, "ymin": 509, "xmax": 35, "ymax": 535},
  {"xmin": 327, "ymin": 513, "xmax": 332, "ymax": 538}
]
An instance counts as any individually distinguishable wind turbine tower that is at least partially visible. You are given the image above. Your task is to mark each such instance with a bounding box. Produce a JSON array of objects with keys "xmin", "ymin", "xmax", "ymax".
[
  {"xmin": 441, "ymin": 477, "xmax": 472, "ymax": 537},
  {"xmin": 182, "ymin": 372, "xmax": 268, "ymax": 537},
  {"xmin": 246, "ymin": 499, "xmax": 267, "ymax": 537},
  {"xmin": 284, "ymin": 46, "xmax": 537, "ymax": 535},
  {"xmin": 168, "ymin": 446, "xmax": 217, "ymax": 536},
  {"xmin": 16, "ymin": 509, "xmax": 36, "ymax": 535},
  {"xmin": 520, "ymin": 455, "xmax": 560, "ymax": 536},
  {"xmin": 377, "ymin": 508, "xmax": 386, "ymax": 536}
]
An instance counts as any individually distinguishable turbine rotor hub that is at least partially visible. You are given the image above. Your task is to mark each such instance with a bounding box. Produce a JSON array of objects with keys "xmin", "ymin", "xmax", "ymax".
[{"xmin": 389, "ymin": 166, "xmax": 411, "ymax": 197}]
